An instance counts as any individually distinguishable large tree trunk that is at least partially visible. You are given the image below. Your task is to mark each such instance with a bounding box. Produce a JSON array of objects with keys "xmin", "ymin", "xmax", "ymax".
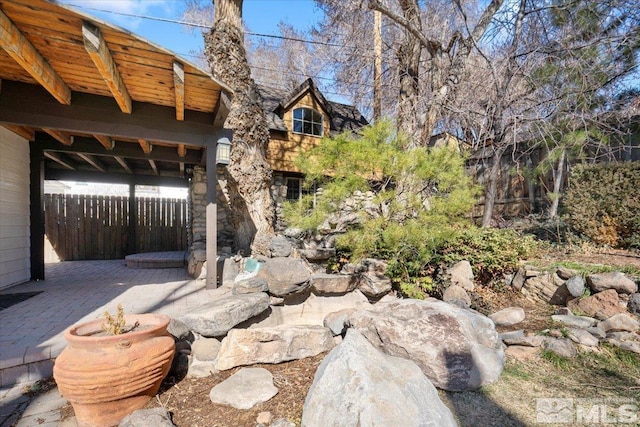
[
  {"xmin": 481, "ymin": 145, "xmax": 506, "ymax": 227},
  {"xmin": 548, "ymin": 149, "xmax": 566, "ymax": 219},
  {"xmin": 205, "ymin": 0, "xmax": 275, "ymax": 255},
  {"xmin": 396, "ymin": 0, "xmax": 423, "ymax": 148}
]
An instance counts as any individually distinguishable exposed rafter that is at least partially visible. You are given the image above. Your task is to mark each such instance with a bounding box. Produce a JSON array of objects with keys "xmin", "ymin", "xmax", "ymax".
[
  {"xmin": 114, "ymin": 156, "xmax": 133, "ymax": 174},
  {"xmin": 82, "ymin": 21, "xmax": 132, "ymax": 114},
  {"xmin": 3, "ymin": 124, "xmax": 34, "ymax": 141},
  {"xmin": 148, "ymin": 159, "xmax": 158, "ymax": 176},
  {"xmin": 44, "ymin": 152, "xmax": 75, "ymax": 170},
  {"xmin": 177, "ymin": 144, "xmax": 186, "ymax": 158},
  {"xmin": 173, "ymin": 61, "xmax": 185, "ymax": 121},
  {"xmin": 0, "ymin": 10, "xmax": 71, "ymax": 105},
  {"xmin": 76, "ymin": 153, "xmax": 105, "ymax": 172},
  {"xmin": 179, "ymin": 162, "xmax": 185, "ymax": 178},
  {"xmin": 44, "ymin": 129, "xmax": 73, "ymax": 146},
  {"xmin": 93, "ymin": 134, "xmax": 114, "ymax": 150},
  {"xmin": 138, "ymin": 139, "xmax": 152, "ymax": 154}
]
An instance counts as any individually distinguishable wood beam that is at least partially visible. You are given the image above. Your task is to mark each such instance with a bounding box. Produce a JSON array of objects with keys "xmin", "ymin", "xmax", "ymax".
[
  {"xmin": 93, "ymin": 134, "xmax": 114, "ymax": 150},
  {"xmin": 177, "ymin": 144, "xmax": 186, "ymax": 158},
  {"xmin": 114, "ymin": 156, "xmax": 133, "ymax": 174},
  {"xmin": 44, "ymin": 152, "xmax": 75, "ymax": 170},
  {"xmin": 39, "ymin": 134, "xmax": 201, "ymax": 164},
  {"xmin": 179, "ymin": 162, "xmax": 185, "ymax": 178},
  {"xmin": 82, "ymin": 21, "xmax": 132, "ymax": 114},
  {"xmin": 46, "ymin": 169, "xmax": 188, "ymax": 187},
  {"xmin": 173, "ymin": 61, "xmax": 185, "ymax": 121},
  {"xmin": 138, "ymin": 139, "xmax": 152, "ymax": 154},
  {"xmin": 43, "ymin": 129, "xmax": 73, "ymax": 146},
  {"xmin": 148, "ymin": 159, "xmax": 158, "ymax": 176},
  {"xmin": 3, "ymin": 124, "xmax": 34, "ymax": 141},
  {"xmin": 0, "ymin": 10, "xmax": 71, "ymax": 105},
  {"xmin": 76, "ymin": 152, "xmax": 105, "ymax": 172},
  {"xmin": 1, "ymin": 81, "xmax": 217, "ymax": 146}
]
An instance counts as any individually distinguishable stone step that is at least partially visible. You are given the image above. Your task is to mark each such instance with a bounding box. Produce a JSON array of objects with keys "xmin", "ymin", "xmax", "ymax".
[{"xmin": 125, "ymin": 251, "xmax": 186, "ymax": 269}]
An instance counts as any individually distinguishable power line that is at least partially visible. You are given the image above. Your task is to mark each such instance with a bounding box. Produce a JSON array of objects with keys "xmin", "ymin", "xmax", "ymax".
[{"xmin": 64, "ymin": 3, "xmax": 363, "ymax": 49}]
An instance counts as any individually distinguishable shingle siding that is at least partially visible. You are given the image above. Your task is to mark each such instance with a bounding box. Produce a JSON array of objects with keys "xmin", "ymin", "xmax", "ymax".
[{"xmin": 0, "ymin": 127, "xmax": 30, "ymax": 289}]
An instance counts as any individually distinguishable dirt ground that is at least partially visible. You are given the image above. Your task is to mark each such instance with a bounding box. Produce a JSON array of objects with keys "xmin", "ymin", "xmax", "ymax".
[{"xmin": 55, "ymin": 249, "xmax": 639, "ymax": 427}]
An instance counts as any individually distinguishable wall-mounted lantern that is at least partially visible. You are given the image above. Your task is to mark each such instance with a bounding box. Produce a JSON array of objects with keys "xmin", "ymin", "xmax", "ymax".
[{"xmin": 216, "ymin": 137, "xmax": 231, "ymax": 165}]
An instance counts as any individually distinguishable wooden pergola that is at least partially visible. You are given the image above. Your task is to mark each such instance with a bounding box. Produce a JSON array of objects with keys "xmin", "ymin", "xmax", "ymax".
[{"xmin": 0, "ymin": 0, "xmax": 230, "ymax": 287}]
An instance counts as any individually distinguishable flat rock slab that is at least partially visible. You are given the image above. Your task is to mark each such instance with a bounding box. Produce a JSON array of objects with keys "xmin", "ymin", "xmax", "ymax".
[
  {"xmin": 606, "ymin": 331, "xmax": 640, "ymax": 354},
  {"xmin": 490, "ymin": 307, "xmax": 525, "ymax": 326},
  {"xmin": 119, "ymin": 408, "xmax": 175, "ymax": 427},
  {"xmin": 551, "ymin": 314, "xmax": 598, "ymax": 329},
  {"xmin": 179, "ymin": 293, "xmax": 269, "ymax": 337},
  {"xmin": 505, "ymin": 345, "xmax": 539, "ymax": 361},
  {"xmin": 301, "ymin": 330, "xmax": 457, "ymax": 427},
  {"xmin": 349, "ymin": 298, "xmax": 505, "ymax": 391},
  {"xmin": 599, "ymin": 313, "xmax": 640, "ymax": 332},
  {"xmin": 310, "ymin": 273, "xmax": 358, "ymax": 295},
  {"xmin": 209, "ymin": 368, "xmax": 278, "ymax": 410},
  {"xmin": 216, "ymin": 325, "xmax": 335, "ymax": 371}
]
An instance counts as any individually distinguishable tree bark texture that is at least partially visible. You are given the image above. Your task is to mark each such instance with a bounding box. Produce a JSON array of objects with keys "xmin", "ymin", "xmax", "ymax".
[
  {"xmin": 205, "ymin": 0, "xmax": 275, "ymax": 255},
  {"xmin": 481, "ymin": 145, "xmax": 507, "ymax": 227}
]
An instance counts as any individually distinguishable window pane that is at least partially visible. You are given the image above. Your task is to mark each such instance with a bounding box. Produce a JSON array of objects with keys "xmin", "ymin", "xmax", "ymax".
[
  {"xmin": 302, "ymin": 108, "xmax": 312, "ymax": 121},
  {"xmin": 312, "ymin": 123, "xmax": 322, "ymax": 136},
  {"xmin": 303, "ymin": 122, "xmax": 313, "ymax": 135},
  {"xmin": 293, "ymin": 108, "xmax": 303, "ymax": 119},
  {"xmin": 293, "ymin": 120, "xmax": 303, "ymax": 133},
  {"xmin": 312, "ymin": 110, "xmax": 322, "ymax": 122},
  {"xmin": 286, "ymin": 179, "xmax": 301, "ymax": 200}
]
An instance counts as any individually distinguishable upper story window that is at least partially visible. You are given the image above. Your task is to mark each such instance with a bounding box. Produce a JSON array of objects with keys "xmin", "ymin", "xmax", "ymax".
[{"xmin": 292, "ymin": 108, "xmax": 324, "ymax": 137}]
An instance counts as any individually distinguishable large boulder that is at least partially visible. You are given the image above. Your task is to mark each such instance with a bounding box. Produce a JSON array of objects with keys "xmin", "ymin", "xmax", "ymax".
[
  {"xmin": 567, "ymin": 289, "xmax": 626, "ymax": 320},
  {"xmin": 598, "ymin": 313, "xmax": 640, "ymax": 332},
  {"xmin": 209, "ymin": 368, "xmax": 278, "ymax": 410},
  {"xmin": 442, "ymin": 285, "xmax": 471, "ymax": 309},
  {"xmin": 301, "ymin": 330, "xmax": 457, "ymax": 427},
  {"xmin": 628, "ymin": 293, "xmax": 640, "ymax": 315},
  {"xmin": 353, "ymin": 259, "xmax": 392, "ymax": 298},
  {"xmin": 269, "ymin": 236, "xmax": 293, "ymax": 258},
  {"xmin": 587, "ymin": 272, "xmax": 637, "ymax": 295},
  {"xmin": 348, "ymin": 298, "xmax": 505, "ymax": 391},
  {"xmin": 215, "ymin": 325, "xmax": 335, "ymax": 371},
  {"xmin": 179, "ymin": 293, "xmax": 269, "ymax": 337},
  {"xmin": 310, "ymin": 273, "xmax": 358, "ymax": 295},
  {"xmin": 248, "ymin": 291, "xmax": 371, "ymax": 328},
  {"xmin": 565, "ymin": 276, "xmax": 586, "ymax": 298},
  {"xmin": 257, "ymin": 257, "xmax": 312, "ymax": 296},
  {"xmin": 232, "ymin": 277, "xmax": 269, "ymax": 295},
  {"xmin": 447, "ymin": 260, "xmax": 475, "ymax": 291}
]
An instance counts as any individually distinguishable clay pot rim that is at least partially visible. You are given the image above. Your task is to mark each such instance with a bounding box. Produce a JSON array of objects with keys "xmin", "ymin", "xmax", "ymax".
[{"xmin": 64, "ymin": 313, "xmax": 170, "ymax": 347}]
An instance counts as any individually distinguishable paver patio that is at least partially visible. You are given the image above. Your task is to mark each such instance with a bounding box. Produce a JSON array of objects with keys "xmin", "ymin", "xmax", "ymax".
[{"xmin": 0, "ymin": 260, "xmax": 228, "ymax": 388}]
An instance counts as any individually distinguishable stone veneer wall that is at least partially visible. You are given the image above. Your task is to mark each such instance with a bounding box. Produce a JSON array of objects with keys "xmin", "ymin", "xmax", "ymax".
[{"xmin": 188, "ymin": 167, "xmax": 376, "ymax": 257}]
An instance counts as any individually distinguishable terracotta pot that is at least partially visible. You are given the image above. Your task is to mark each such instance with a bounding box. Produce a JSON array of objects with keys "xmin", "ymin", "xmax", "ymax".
[{"xmin": 53, "ymin": 314, "xmax": 175, "ymax": 427}]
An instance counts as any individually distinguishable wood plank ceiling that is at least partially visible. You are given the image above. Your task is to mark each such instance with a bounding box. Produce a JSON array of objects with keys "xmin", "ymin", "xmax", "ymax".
[{"xmin": 0, "ymin": 0, "xmax": 230, "ymax": 180}]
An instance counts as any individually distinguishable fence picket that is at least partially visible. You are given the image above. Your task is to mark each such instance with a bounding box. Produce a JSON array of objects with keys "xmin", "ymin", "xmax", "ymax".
[{"xmin": 44, "ymin": 194, "xmax": 187, "ymax": 260}]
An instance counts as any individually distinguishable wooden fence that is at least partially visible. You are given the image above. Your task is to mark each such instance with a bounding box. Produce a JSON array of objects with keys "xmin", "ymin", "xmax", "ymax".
[{"xmin": 44, "ymin": 194, "xmax": 188, "ymax": 260}]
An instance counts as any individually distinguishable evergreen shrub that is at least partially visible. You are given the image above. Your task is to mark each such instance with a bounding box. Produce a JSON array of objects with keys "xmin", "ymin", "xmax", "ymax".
[{"xmin": 563, "ymin": 162, "xmax": 640, "ymax": 249}]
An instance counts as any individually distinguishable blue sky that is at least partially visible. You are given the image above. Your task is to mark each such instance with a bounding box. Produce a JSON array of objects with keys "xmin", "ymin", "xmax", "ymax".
[{"xmin": 60, "ymin": 0, "xmax": 323, "ymax": 63}]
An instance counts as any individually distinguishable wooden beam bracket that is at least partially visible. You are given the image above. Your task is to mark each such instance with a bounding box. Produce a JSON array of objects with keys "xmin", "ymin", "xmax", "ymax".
[
  {"xmin": 173, "ymin": 61, "xmax": 185, "ymax": 121},
  {"xmin": 82, "ymin": 21, "xmax": 132, "ymax": 114}
]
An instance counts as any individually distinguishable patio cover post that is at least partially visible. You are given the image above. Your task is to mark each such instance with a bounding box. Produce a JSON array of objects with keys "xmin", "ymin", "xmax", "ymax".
[
  {"xmin": 128, "ymin": 183, "xmax": 136, "ymax": 255},
  {"xmin": 29, "ymin": 141, "xmax": 45, "ymax": 280},
  {"xmin": 205, "ymin": 137, "xmax": 218, "ymax": 289}
]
